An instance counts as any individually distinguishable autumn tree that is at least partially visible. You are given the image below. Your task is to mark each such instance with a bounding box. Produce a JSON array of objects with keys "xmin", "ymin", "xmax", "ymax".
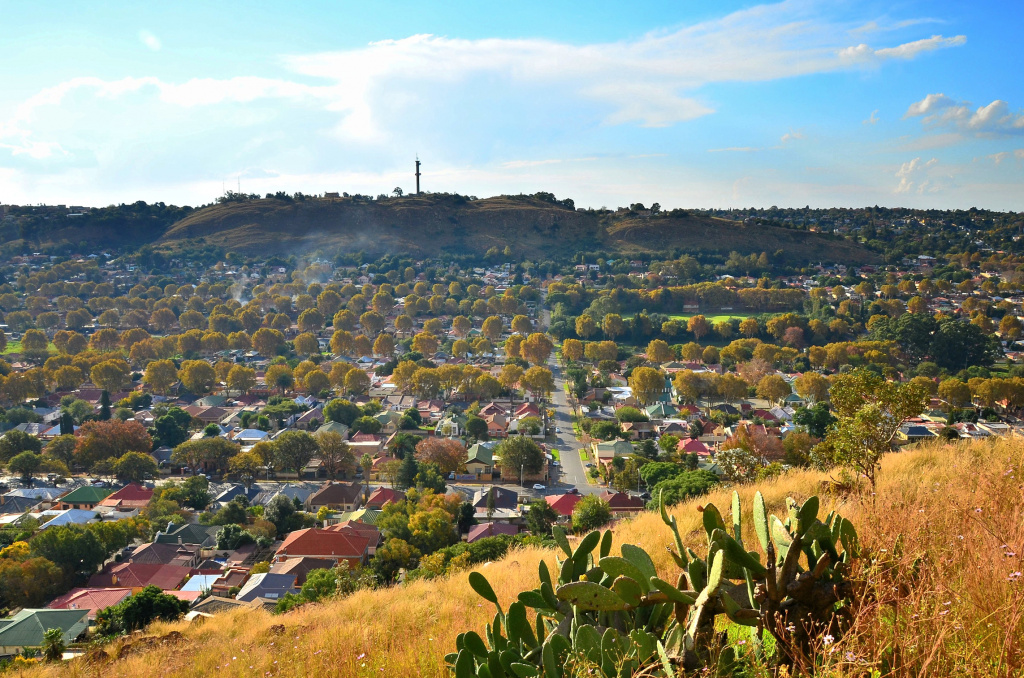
[
  {"xmin": 602, "ymin": 314, "xmax": 624, "ymax": 340},
  {"xmin": 793, "ymin": 372, "xmax": 829, "ymax": 404},
  {"xmin": 575, "ymin": 315, "xmax": 597, "ymax": 339},
  {"xmin": 227, "ymin": 365, "xmax": 256, "ymax": 394},
  {"xmin": 294, "ymin": 332, "xmax": 320, "ymax": 356},
  {"xmin": 414, "ymin": 438, "xmax": 466, "ymax": 475},
  {"xmin": 562, "ymin": 338, "xmax": 584, "ymax": 363},
  {"xmin": 646, "ymin": 339, "xmax": 673, "ymax": 364},
  {"xmin": 481, "ymin": 316, "xmax": 503, "ymax": 342},
  {"xmin": 521, "ymin": 366, "xmax": 555, "ymax": 401},
  {"xmin": 90, "ymin": 359, "xmax": 131, "ymax": 393},
  {"xmin": 520, "ymin": 332, "xmax": 554, "ymax": 366},
  {"xmin": 178, "ymin": 360, "xmax": 217, "ymax": 395},
  {"xmin": 75, "ymin": 420, "xmax": 153, "ymax": 470},
  {"xmin": 629, "ymin": 366, "xmax": 666, "ymax": 406},
  {"xmin": 252, "ymin": 328, "xmax": 285, "ymax": 357},
  {"xmin": 687, "ymin": 315, "xmax": 710, "ymax": 341},
  {"xmin": 755, "ymin": 374, "xmax": 791, "ymax": 405}
]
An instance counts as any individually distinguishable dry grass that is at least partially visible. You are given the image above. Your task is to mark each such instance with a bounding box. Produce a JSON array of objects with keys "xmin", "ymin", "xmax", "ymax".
[{"xmin": 13, "ymin": 439, "xmax": 1024, "ymax": 678}]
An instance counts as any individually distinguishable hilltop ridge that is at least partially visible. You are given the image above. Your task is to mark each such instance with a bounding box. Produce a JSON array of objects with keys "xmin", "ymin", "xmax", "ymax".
[{"xmin": 156, "ymin": 194, "xmax": 877, "ymax": 263}]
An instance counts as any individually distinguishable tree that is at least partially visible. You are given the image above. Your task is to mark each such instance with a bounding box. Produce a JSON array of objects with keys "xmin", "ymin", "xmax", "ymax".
[
  {"xmin": 793, "ymin": 372, "xmax": 829, "ymax": 404},
  {"xmin": 628, "ymin": 367, "xmax": 665, "ymax": 406},
  {"xmin": 29, "ymin": 524, "xmax": 106, "ymax": 580},
  {"xmin": 8, "ymin": 451, "xmax": 42, "ymax": 484},
  {"xmin": 415, "ymin": 438, "xmax": 466, "ymax": 474},
  {"xmin": 351, "ymin": 416, "xmax": 382, "ymax": 435},
  {"xmin": 649, "ymin": 469, "xmax": 719, "ymax": 508},
  {"xmin": 344, "ymin": 368, "xmax": 370, "ymax": 395},
  {"xmin": 324, "ymin": 398, "xmax": 361, "ymax": 426},
  {"xmin": 756, "ymin": 374, "xmax": 791, "ymax": 405},
  {"xmin": 143, "ymin": 359, "xmax": 178, "ymax": 395},
  {"xmin": 315, "ymin": 431, "xmax": 355, "ymax": 479},
  {"xmin": 90, "ymin": 359, "xmax": 131, "ymax": 393},
  {"xmin": 938, "ymin": 377, "xmax": 972, "ymax": 408},
  {"xmin": 178, "ymin": 360, "xmax": 217, "ymax": 395},
  {"xmin": 264, "ymin": 494, "xmax": 303, "ymax": 537},
  {"xmin": 412, "ymin": 332, "xmax": 439, "ymax": 356},
  {"xmin": 171, "ymin": 437, "xmax": 237, "ymax": 475},
  {"xmin": 520, "ymin": 333, "xmax": 554, "ymax": 366},
  {"xmin": 562, "ymin": 338, "xmax": 584, "ymax": 363},
  {"xmin": 274, "ymin": 430, "xmax": 319, "ymax": 472},
  {"xmin": 0, "ymin": 429, "xmax": 43, "ymax": 462},
  {"xmin": 646, "ymin": 339, "xmax": 673, "ymax": 363},
  {"xmin": 525, "ymin": 499, "xmax": 559, "ymax": 536},
  {"xmin": 95, "ymin": 585, "xmax": 190, "ymax": 635},
  {"xmin": 480, "ymin": 316, "xmax": 502, "ymax": 342},
  {"xmin": 227, "ymin": 365, "xmax": 257, "ymax": 394},
  {"xmin": 229, "ymin": 450, "xmax": 264, "ymax": 489},
  {"xmin": 793, "ymin": 403, "xmax": 836, "ymax": 439},
  {"xmin": 521, "ymin": 366, "xmax": 554, "ymax": 401},
  {"xmin": 45, "ymin": 434, "xmax": 77, "ymax": 469},
  {"xmin": 252, "ymin": 328, "xmax": 285, "ymax": 357},
  {"xmin": 496, "ymin": 436, "xmax": 544, "ymax": 480},
  {"xmin": 818, "ymin": 369, "xmax": 929, "ymax": 490},
  {"xmin": 41, "ymin": 626, "xmax": 66, "ymax": 661},
  {"xmin": 111, "ymin": 451, "xmax": 158, "ymax": 483},
  {"xmin": 22, "ymin": 328, "xmax": 51, "ymax": 357},
  {"xmin": 397, "ymin": 452, "xmax": 420, "ymax": 490},
  {"xmin": 572, "ymin": 495, "xmax": 612, "ymax": 531},
  {"xmin": 75, "ymin": 420, "xmax": 152, "ymax": 470},
  {"xmin": 688, "ymin": 315, "xmax": 710, "ymax": 341}
]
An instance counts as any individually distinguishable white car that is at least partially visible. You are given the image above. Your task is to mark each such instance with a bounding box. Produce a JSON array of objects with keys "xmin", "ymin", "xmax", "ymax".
[
  {"xmin": 555, "ymin": 427, "xmax": 562, "ymax": 433},
  {"xmin": 532, "ymin": 483, "xmax": 546, "ymax": 491}
]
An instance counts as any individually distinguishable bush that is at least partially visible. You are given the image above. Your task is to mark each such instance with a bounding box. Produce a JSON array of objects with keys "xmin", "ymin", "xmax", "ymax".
[{"xmin": 96, "ymin": 585, "xmax": 189, "ymax": 635}]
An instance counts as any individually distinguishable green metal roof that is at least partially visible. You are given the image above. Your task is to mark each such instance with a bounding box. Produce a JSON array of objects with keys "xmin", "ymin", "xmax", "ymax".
[
  {"xmin": 466, "ymin": 443, "xmax": 493, "ymax": 466},
  {"xmin": 335, "ymin": 508, "xmax": 383, "ymax": 526},
  {"xmin": 58, "ymin": 486, "xmax": 113, "ymax": 503},
  {"xmin": 0, "ymin": 609, "xmax": 89, "ymax": 649}
]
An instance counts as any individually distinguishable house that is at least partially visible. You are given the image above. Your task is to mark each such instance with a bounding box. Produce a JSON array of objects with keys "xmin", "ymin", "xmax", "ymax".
[
  {"xmin": 235, "ymin": 573, "xmax": 298, "ymax": 602},
  {"xmin": 47, "ymin": 588, "xmax": 133, "ymax": 620},
  {"xmin": 270, "ymin": 557, "xmax": 337, "ymax": 585},
  {"xmin": 598, "ymin": 490, "xmax": 646, "ymax": 513},
  {"xmin": 88, "ymin": 563, "xmax": 191, "ymax": 592},
  {"xmin": 466, "ymin": 522, "xmax": 519, "ymax": 543},
  {"xmin": 316, "ymin": 420, "xmax": 350, "ymax": 438},
  {"xmin": 0, "ymin": 494, "xmax": 40, "ymax": 516},
  {"xmin": 294, "ymin": 406, "xmax": 325, "ymax": 430},
  {"xmin": 0, "ymin": 609, "xmax": 89, "ymax": 657},
  {"xmin": 183, "ymin": 405, "xmax": 228, "ymax": 423},
  {"xmin": 545, "ymin": 493, "xmax": 582, "ymax": 517},
  {"xmin": 645, "ymin": 403, "xmax": 679, "ymax": 419},
  {"xmin": 232, "ymin": 428, "xmax": 270, "ymax": 446},
  {"xmin": 306, "ymin": 481, "xmax": 364, "ymax": 512},
  {"xmin": 128, "ymin": 542, "xmax": 202, "ymax": 568},
  {"xmin": 678, "ymin": 438, "xmax": 713, "ymax": 457},
  {"xmin": 472, "ymin": 486, "xmax": 518, "ymax": 511},
  {"xmin": 593, "ymin": 440, "xmax": 634, "ymax": 466},
  {"xmin": 465, "ymin": 443, "xmax": 495, "ymax": 477},
  {"xmin": 155, "ymin": 522, "xmax": 221, "ymax": 547},
  {"xmin": 274, "ymin": 528, "xmax": 370, "ymax": 567},
  {"xmin": 363, "ymin": 486, "xmax": 405, "ymax": 510},
  {"xmin": 98, "ymin": 483, "xmax": 153, "ymax": 510},
  {"xmin": 619, "ymin": 421, "xmax": 656, "ymax": 440},
  {"xmin": 37, "ymin": 509, "xmax": 101, "ymax": 530},
  {"xmin": 55, "ymin": 485, "xmax": 113, "ymax": 510},
  {"xmin": 327, "ymin": 520, "xmax": 383, "ymax": 555}
]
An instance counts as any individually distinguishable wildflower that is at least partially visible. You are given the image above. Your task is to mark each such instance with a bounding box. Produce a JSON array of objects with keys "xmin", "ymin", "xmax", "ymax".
[
  {"xmin": 939, "ymin": 610, "xmax": 949, "ymax": 616},
  {"xmin": 1009, "ymin": 571, "xmax": 1022, "ymax": 582},
  {"xmin": 975, "ymin": 507, "xmax": 983, "ymax": 513},
  {"xmin": 823, "ymin": 634, "xmax": 835, "ymax": 646},
  {"xmin": 357, "ymin": 653, "xmax": 366, "ymax": 660}
]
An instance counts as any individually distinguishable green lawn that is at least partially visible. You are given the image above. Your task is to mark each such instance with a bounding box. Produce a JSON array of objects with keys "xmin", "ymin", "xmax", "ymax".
[
  {"xmin": 663, "ymin": 312, "xmax": 757, "ymax": 323},
  {"xmin": 580, "ymin": 449, "xmax": 590, "ymax": 462},
  {"xmin": 2, "ymin": 340, "xmax": 57, "ymax": 355},
  {"xmin": 549, "ymin": 448, "xmax": 560, "ymax": 461}
]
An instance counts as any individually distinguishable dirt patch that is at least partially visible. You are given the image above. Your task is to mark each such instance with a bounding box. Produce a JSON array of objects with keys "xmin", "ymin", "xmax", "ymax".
[{"xmin": 116, "ymin": 630, "xmax": 188, "ymax": 659}]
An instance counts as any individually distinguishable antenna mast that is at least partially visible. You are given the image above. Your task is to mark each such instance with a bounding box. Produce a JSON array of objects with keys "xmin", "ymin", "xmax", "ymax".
[{"xmin": 415, "ymin": 156, "xmax": 421, "ymax": 195}]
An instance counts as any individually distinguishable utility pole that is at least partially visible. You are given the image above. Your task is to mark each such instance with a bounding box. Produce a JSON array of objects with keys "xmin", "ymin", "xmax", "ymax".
[{"xmin": 415, "ymin": 157, "xmax": 421, "ymax": 195}]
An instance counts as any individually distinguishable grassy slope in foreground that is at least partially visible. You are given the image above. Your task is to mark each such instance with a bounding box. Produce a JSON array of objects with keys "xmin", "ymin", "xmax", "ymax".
[{"xmin": 20, "ymin": 439, "xmax": 1023, "ymax": 678}]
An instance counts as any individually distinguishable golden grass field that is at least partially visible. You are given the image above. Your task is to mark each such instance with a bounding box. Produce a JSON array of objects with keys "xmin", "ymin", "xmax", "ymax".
[{"xmin": 13, "ymin": 438, "xmax": 1024, "ymax": 678}]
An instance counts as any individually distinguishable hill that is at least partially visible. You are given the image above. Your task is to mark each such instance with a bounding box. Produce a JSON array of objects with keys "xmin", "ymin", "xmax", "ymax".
[
  {"xmin": 156, "ymin": 194, "xmax": 878, "ymax": 264},
  {"xmin": 19, "ymin": 439, "xmax": 1023, "ymax": 677}
]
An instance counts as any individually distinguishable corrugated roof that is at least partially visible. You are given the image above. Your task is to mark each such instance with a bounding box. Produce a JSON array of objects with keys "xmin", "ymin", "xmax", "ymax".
[{"xmin": 0, "ymin": 609, "xmax": 89, "ymax": 648}]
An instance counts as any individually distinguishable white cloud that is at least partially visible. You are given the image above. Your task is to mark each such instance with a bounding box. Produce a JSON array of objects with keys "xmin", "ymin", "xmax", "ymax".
[
  {"xmin": 863, "ymin": 109, "xmax": 879, "ymax": 125},
  {"xmin": 780, "ymin": 130, "xmax": 804, "ymax": 144},
  {"xmin": 708, "ymin": 147, "xmax": 761, "ymax": 153},
  {"xmin": 990, "ymin": 152, "xmax": 1010, "ymax": 165},
  {"xmin": 895, "ymin": 156, "xmax": 941, "ymax": 193},
  {"xmin": 139, "ymin": 30, "xmax": 161, "ymax": 51},
  {"xmin": 905, "ymin": 93, "xmax": 1024, "ymax": 136},
  {"xmin": 838, "ymin": 34, "xmax": 964, "ymax": 63}
]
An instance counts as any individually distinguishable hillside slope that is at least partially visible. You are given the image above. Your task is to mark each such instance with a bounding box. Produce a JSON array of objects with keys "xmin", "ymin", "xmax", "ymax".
[
  {"xmin": 157, "ymin": 195, "xmax": 878, "ymax": 264},
  {"xmin": 20, "ymin": 440, "xmax": 1023, "ymax": 678}
]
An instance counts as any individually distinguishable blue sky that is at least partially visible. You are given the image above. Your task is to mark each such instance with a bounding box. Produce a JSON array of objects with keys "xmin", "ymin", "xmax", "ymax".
[{"xmin": 1, "ymin": 0, "xmax": 1023, "ymax": 210}]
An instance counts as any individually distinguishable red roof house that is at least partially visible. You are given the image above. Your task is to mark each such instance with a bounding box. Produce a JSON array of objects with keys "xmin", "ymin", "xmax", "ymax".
[
  {"xmin": 466, "ymin": 522, "xmax": 519, "ymax": 543},
  {"xmin": 545, "ymin": 493, "xmax": 583, "ymax": 517},
  {"xmin": 47, "ymin": 587, "xmax": 133, "ymax": 619},
  {"xmin": 274, "ymin": 528, "xmax": 370, "ymax": 567},
  {"xmin": 363, "ymin": 486, "xmax": 405, "ymax": 510},
  {"xmin": 88, "ymin": 563, "xmax": 191, "ymax": 591},
  {"xmin": 98, "ymin": 483, "xmax": 154, "ymax": 510},
  {"xmin": 598, "ymin": 491, "xmax": 645, "ymax": 513}
]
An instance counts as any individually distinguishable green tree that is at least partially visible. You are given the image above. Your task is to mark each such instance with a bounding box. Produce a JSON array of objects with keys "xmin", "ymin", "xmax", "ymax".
[
  {"xmin": 0, "ymin": 430, "xmax": 43, "ymax": 462},
  {"xmin": 525, "ymin": 499, "xmax": 559, "ymax": 536},
  {"xmin": 397, "ymin": 452, "xmax": 420, "ymax": 490},
  {"xmin": 29, "ymin": 525, "xmax": 106, "ymax": 582},
  {"xmin": 571, "ymin": 495, "xmax": 612, "ymax": 532},
  {"xmin": 41, "ymin": 627, "xmax": 66, "ymax": 662},
  {"xmin": 817, "ymin": 369, "xmax": 929, "ymax": 490},
  {"xmin": 272, "ymin": 430, "xmax": 319, "ymax": 472},
  {"xmin": 495, "ymin": 436, "xmax": 545, "ymax": 480},
  {"xmin": 7, "ymin": 451, "xmax": 42, "ymax": 484},
  {"xmin": 111, "ymin": 451, "xmax": 158, "ymax": 483},
  {"xmin": 301, "ymin": 568, "xmax": 339, "ymax": 602},
  {"xmin": 648, "ymin": 469, "xmax": 719, "ymax": 508},
  {"xmin": 95, "ymin": 585, "xmax": 190, "ymax": 635}
]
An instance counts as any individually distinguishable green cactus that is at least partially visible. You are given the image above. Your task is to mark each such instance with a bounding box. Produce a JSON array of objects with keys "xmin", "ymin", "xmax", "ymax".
[{"xmin": 449, "ymin": 490, "xmax": 859, "ymax": 676}]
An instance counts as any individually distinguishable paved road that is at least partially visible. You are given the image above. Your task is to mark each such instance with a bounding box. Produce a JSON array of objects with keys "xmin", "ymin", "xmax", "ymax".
[{"xmin": 538, "ymin": 302, "xmax": 604, "ymax": 497}]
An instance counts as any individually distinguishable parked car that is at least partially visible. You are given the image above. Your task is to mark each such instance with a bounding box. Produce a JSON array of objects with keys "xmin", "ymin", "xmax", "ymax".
[
  {"xmin": 532, "ymin": 483, "xmax": 546, "ymax": 491},
  {"xmin": 555, "ymin": 427, "xmax": 561, "ymax": 433},
  {"xmin": 569, "ymin": 488, "xmax": 580, "ymax": 494}
]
